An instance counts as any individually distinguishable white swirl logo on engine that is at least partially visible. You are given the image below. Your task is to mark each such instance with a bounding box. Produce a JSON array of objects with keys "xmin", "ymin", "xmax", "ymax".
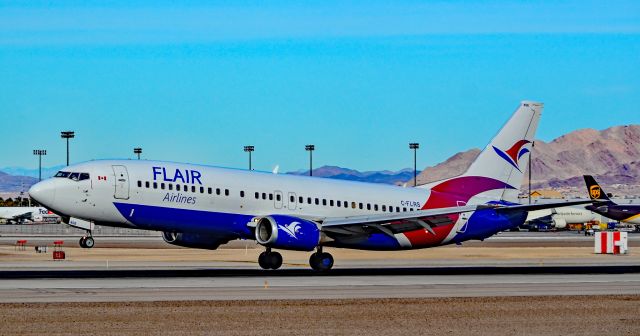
[{"xmin": 279, "ymin": 222, "xmax": 302, "ymax": 239}]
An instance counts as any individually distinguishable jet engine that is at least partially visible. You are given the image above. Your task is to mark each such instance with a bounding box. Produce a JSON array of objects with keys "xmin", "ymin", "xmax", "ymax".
[
  {"xmin": 255, "ymin": 215, "xmax": 320, "ymax": 251},
  {"xmin": 162, "ymin": 231, "xmax": 231, "ymax": 250}
]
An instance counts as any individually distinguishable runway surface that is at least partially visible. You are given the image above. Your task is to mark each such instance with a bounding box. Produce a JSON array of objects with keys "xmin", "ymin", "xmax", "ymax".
[{"xmin": 1, "ymin": 266, "xmax": 639, "ymax": 302}]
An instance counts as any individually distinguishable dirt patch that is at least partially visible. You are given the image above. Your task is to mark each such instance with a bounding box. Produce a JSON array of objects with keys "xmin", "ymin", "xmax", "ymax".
[{"xmin": 1, "ymin": 296, "xmax": 638, "ymax": 336}]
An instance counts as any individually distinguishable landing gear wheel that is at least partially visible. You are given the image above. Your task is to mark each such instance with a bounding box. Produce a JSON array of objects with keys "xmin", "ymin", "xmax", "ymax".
[
  {"xmin": 309, "ymin": 252, "xmax": 334, "ymax": 272},
  {"xmin": 258, "ymin": 252, "xmax": 269, "ymax": 269},
  {"xmin": 258, "ymin": 251, "xmax": 283, "ymax": 270},
  {"xmin": 84, "ymin": 236, "xmax": 95, "ymax": 248},
  {"xmin": 79, "ymin": 237, "xmax": 86, "ymax": 248},
  {"xmin": 267, "ymin": 251, "xmax": 283, "ymax": 270}
]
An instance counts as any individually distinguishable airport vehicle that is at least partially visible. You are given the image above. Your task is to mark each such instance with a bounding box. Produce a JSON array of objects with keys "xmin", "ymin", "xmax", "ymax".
[
  {"xmin": 0, "ymin": 207, "xmax": 60, "ymax": 224},
  {"xmin": 29, "ymin": 101, "xmax": 592, "ymax": 271},
  {"xmin": 584, "ymin": 175, "xmax": 640, "ymax": 230}
]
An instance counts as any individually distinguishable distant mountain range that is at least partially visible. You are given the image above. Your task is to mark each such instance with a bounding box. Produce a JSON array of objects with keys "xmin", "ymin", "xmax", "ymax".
[
  {"xmin": 287, "ymin": 166, "xmax": 419, "ymax": 185},
  {"xmin": 410, "ymin": 125, "xmax": 640, "ymax": 196},
  {"xmin": 0, "ymin": 171, "xmax": 38, "ymax": 193},
  {"xmin": 1, "ymin": 125, "xmax": 639, "ymax": 196},
  {"xmin": 0, "ymin": 166, "xmax": 65, "ymax": 179}
]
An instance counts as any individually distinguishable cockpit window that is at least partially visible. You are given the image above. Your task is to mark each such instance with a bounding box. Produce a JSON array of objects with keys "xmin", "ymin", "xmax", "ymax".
[{"xmin": 58, "ymin": 171, "xmax": 90, "ymax": 181}]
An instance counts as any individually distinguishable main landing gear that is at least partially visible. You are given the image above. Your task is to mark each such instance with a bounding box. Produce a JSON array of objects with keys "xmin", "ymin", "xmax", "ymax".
[
  {"xmin": 256, "ymin": 247, "xmax": 334, "ymax": 272},
  {"xmin": 309, "ymin": 248, "xmax": 334, "ymax": 272},
  {"xmin": 258, "ymin": 247, "xmax": 283, "ymax": 270},
  {"xmin": 79, "ymin": 232, "xmax": 94, "ymax": 249}
]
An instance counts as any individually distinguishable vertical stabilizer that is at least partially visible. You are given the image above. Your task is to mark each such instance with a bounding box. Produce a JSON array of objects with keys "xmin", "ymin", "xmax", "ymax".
[{"xmin": 420, "ymin": 101, "xmax": 543, "ymax": 202}]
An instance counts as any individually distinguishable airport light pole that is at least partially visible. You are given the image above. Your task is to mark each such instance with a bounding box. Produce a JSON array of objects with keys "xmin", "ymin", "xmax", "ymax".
[
  {"xmin": 305, "ymin": 145, "xmax": 315, "ymax": 176},
  {"xmin": 134, "ymin": 147, "xmax": 142, "ymax": 160},
  {"xmin": 244, "ymin": 146, "xmax": 254, "ymax": 170},
  {"xmin": 33, "ymin": 149, "xmax": 47, "ymax": 182},
  {"xmin": 409, "ymin": 143, "xmax": 419, "ymax": 186},
  {"xmin": 60, "ymin": 131, "xmax": 75, "ymax": 166}
]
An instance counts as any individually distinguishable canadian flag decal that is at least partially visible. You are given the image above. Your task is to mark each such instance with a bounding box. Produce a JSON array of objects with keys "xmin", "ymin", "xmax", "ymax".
[{"xmin": 98, "ymin": 176, "xmax": 107, "ymax": 181}]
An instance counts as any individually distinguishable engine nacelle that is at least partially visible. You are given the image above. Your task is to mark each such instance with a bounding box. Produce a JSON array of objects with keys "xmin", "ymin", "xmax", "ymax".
[
  {"xmin": 552, "ymin": 216, "xmax": 567, "ymax": 229},
  {"xmin": 162, "ymin": 232, "xmax": 230, "ymax": 250},
  {"xmin": 255, "ymin": 215, "xmax": 320, "ymax": 251}
]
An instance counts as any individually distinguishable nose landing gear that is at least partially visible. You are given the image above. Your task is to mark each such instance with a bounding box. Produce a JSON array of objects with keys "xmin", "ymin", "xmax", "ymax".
[
  {"xmin": 79, "ymin": 232, "xmax": 94, "ymax": 249},
  {"xmin": 309, "ymin": 248, "xmax": 334, "ymax": 272},
  {"xmin": 258, "ymin": 247, "xmax": 283, "ymax": 270}
]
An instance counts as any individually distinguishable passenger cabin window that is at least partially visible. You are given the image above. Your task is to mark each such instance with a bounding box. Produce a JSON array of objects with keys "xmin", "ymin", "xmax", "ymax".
[
  {"xmin": 322, "ymin": 199, "xmax": 327, "ymax": 206},
  {"xmin": 262, "ymin": 193, "xmax": 266, "ymax": 200},
  {"xmin": 351, "ymin": 202, "xmax": 356, "ymax": 209},
  {"xmin": 161, "ymin": 183, "xmax": 165, "ymax": 190},
  {"xmin": 276, "ymin": 194, "xmax": 281, "ymax": 201},
  {"xmin": 240, "ymin": 191, "xmax": 245, "ymax": 198},
  {"xmin": 344, "ymin": 201, "xmax": 348, "ymax": 208},
  {"xmin": 176, "ymin": 184, "xmax": 180, "ymax": 191},
  {"xmin": 225, "ymin": 189, "xmax": 229, "ymax": 196},
  {"xmin": 367, "ymin": 203, "xmax": 371, "ymax": 210},
  {"xmin": 200, "ymin": 186, "xmax": 204, "ymax": 193},
  {"xmin": 307, "ymin": 197, "xmax": 312, "ymax": 204},
  {"xmin": 315, "ymin": 198, "xmax": 319, "ymax": 205},
  {"xmin": 145, "ymin": 181, "xmax": 150, "ymax": 188},
  {"xmin": 216, "ymin": 188, "xmax": 221, "ymax": 195},
  {"xmin": 169, "ymin": 184, "xmax": 173, "ymax": 190},
  {"xmin": 191, "ymin": 186, "xmax": 196, "ymax": 193},
  {"xmin": 137, "ymin": 181, "xmax": 142, "ymax": 188},
  {"xmin": 337, "ymin": 200, "xmax": 341, "ymax": 207},
  {"xmin": 290, "ymin": 195, "xmax": 295, "ymax": 202},
  {"xmin": 382, "ymin": 205, "xmax": 386, "ymax": 211},
  {"xmin": 330, "ymin": 200, "xmax": 334, "ymax": 207},
  {"xmin": 153, "ymin": 182, "xmax": 158, "ymax": 189},
  {"xmin": 299, "ymin": 196, "xmax": 303, "ymax": 203},
  {"xmin": 374, "ymin": 204, "xmax": 379, "ymax": 211},
  {"xmin": 269, "ymin": 193, "xmax": 273, "ymax": 200},
  {"xmin": 358, "ymin": 203, "xmax": 363, "ymax": 210},
  {"xmin": 255, "ymin": 192, "xmax": 259, "ymax": 199},
  {"xmin": 208, "ymin": 187, "xmax": 212, "ymax": 194}
]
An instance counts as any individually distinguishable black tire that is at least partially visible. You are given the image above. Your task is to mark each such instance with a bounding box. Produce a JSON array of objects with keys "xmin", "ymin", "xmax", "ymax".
[
  {"xmin": 309, "ymin": 252, "xmax": 334, "ymax": 272},
  {"xmin": 79, "ymin": 237, "xmax": 86, "ymax": 248},
  {"xmin": 268, "ymin": 251, "xmax": 283, "ymax": 270},
  {"xmin": 84, "ymin": 237, "xmax": 95, "ymax": 248},
  {"xmin": 258, "ymin": 251, "xmax": 269, "ymax": 269}
]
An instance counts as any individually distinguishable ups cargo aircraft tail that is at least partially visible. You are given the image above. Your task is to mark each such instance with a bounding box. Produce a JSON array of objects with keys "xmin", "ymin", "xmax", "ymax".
[
  {"xmin": 29, "ymin": 101, "xmax": 593, "ymax": 271},
  {"xmin": 584, "ymin": 175, "xmax": 640, "ymax": 226}
]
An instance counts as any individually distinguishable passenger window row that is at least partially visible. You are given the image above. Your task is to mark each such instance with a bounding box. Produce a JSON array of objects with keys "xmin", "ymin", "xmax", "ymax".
[
  {"xmin": 254, "ymin": 192, "xmax": 415, "ymax": 213},
  {"xmin": 137, "ymin": 179, "xmax": 416, "ymax": 213},
  {"xmin": 137, "ymin": 180, "xmax": 235, "ymax": 197}
]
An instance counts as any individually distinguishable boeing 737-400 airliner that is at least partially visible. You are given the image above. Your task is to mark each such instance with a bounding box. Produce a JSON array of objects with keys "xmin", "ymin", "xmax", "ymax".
[{"xmin": 29, "ymin": 101, "xmax": 593, "ymax": 271}]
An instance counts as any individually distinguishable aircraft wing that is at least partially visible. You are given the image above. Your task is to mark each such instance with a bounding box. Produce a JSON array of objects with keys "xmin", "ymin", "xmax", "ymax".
[
  {"xmin": 12, "ymin": 211, "xmax": 33, "ymax": 220},
  {"xmin": 321, "ymin": 200, "xmax": 595, "ymax": 236},
  {"xmin": 321, "ymin": 204, "xmax": 481, "ymax": 235}
]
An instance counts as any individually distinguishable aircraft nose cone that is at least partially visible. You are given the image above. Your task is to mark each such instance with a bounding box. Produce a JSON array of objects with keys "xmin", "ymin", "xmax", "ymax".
[{"xmin": 29, "ymin": 179, "xmax": 57, "ymax": 207}]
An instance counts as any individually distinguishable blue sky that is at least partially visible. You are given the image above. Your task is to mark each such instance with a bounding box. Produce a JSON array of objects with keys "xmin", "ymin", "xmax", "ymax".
[{"xmin": 1, "ymin": 1, "xmax": 639, "ymax": 172}]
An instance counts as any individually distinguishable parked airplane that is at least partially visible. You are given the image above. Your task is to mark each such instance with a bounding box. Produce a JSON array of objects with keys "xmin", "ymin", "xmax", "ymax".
[
  {"xmin": 0, "ymin": 207, "xmax": 60, "ymax": 224},
  {"xmin": 526, "ymin": 206, "xmax": 601, "ymax": 230},
  {"xmin": 584, "ymin": 175, "xmax": 640, "ymax": 229},
  {"xmin": 29, "ymin": 101, "xmax": 592, "ymax": 271}
]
